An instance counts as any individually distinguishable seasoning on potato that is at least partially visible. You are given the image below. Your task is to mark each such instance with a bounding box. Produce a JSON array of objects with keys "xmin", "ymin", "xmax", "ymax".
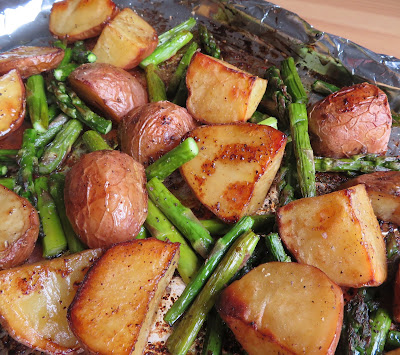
[{"xmin": 64, "ymin": 150, "xmax": 147, "ymax": 248}]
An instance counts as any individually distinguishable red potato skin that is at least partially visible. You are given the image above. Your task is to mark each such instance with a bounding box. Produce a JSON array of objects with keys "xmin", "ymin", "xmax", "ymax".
[
  {"xmin": 119, "ymin": 101, "xmax": 197, "ymax": 167},
  {"xmin": 64, "ymin": 150, "xmax": 147, "ymax": 249},
  {"xmin": 308, "ymin": 82, "xmax": 392, "ymax": 158},
  {"xmin": 68, "ymin": 63, "xmax": 148, "ymax": 124}
]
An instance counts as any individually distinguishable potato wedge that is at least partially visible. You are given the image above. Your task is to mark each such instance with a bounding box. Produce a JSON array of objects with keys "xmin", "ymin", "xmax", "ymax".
[
  {"xmin": 394, "ymin": 264, "xmax": 400, "ymax": 322},
  {"xmin": 277, "ymin": 184, "xmax": 387, "ymax": 287},
  {"xmin": 341, "ymin": 171, "xmax": 400, "ymax": 225},
  {"xmin": 49, "ymin": 0, "xmax": 118, "ymax": 42},
  {"xmin": 186, "ymin": 52, "xmax": 267, "ymax": 124},
  {"xmin": 217, "ymin": 262, "xmax": 343, "ymax": 355},
  {"xmin": 0, "ymin": 185, "xmax": 39, "ymax": 269},
  {"xmin": 180, "ymin": 123, "xmax": 286, "ymax": 223},
  {"xmin": 0, "ymin": 70, "xmax": 25, "ymax": 140},
  {"xmin": 68, "ymin": 238, "xmax": 179, "ymax": 355},
  {"xmin": 0, "ymin": 249, "xmax": 103, "ymax": 354},
  {"xmin": 0, "ymin": 46, "xmax": 64, "ymax": 79},
  {"xmin": 93, "ymin": 8, "xmax": 158, "ymax": 69}
]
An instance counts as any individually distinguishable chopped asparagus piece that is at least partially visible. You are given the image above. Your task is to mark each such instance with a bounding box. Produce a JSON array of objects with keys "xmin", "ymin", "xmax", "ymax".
[{"xmin": 26, "ymin": 74, "xmax": 49, "ymax": 132}]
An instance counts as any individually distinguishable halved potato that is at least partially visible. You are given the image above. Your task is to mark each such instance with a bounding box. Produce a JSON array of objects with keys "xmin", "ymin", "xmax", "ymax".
[
  {"xmin": 394, "ymin": 264, "xmax": 400, "ymax": 322},
  {"xmin": 0, "ymin": 185, "xmax": 39, "ymax": 269},
  {"xmin": 0, "ymin": 248, "xmax": 103, "ymax": 354},
  {"xmin": 180, "ymin": 123, "xmax": 287, "ymax": 223},
  {"xmin": 68, "ymin": 238, "xmax": 179, "ymax": 355},
  {"xmin": 49, "ymin": 0, "xmax": 118, "ymax": 42},
  {"xmin": 218, "ymin": 262, "xmax": 343, "ymax": 355},
  {"xmin": 93, "ymin": 8, "xmax": 158, "ymax": 69},
  {"xmin": 0, "ymin": 70, "xmax": 25, "ymax": 140},
  {"xmin": 277, "ymin": 184, "xmax": 387, "ymax": 287},
  {"xmin": 186, "ymin": 52, "xmax": 267, "ymax": 124},
  {"xmin": 0, "ymin": 46, "xmax": 64, "ymax": 78}
]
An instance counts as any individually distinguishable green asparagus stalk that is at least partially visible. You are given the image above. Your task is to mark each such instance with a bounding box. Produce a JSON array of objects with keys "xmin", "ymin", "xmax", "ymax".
[
  {"xmin": 281, "ymin": 57, "xmax": 308, "ymax": 104},
  {"xmin": 0, "ymin": 149, "xmax": 18, "ymax": 163},
  {"xmin": 386, "ymin": 330, "xmax": 400, "ymax": 349},
  {"xmin": 311, "ymin": 80, "xmax": 340, "ymax": 96},
  {"xmin": 202, "ymin": 310, "xmax": 224, "ymax": 355},
  {"xmin": 158, "ymin": 18, "xmax": 196, "ymax": 47},
  {"xmin": 365, "ymin": 308, "xmax": 391, "ymax": 355},
  {"xmin": 48, "ymin": 174, "xmax": 86, "ymax": 253},
  {"xmin": 136, "ymin": 225, "xmax": 148, "ymax": 240},
  {"xmin": 167, "ymin": 230, "xmax": 259, "ymax": 355},
  {"xmin": 145, "ymin": 199, "xmax": 201, "ymax": 284},
  {"xmin": 26, "ymin": 74, "xmax": 49, "ymax": 132},
  {"xmin": 147, "ymin": 177, "xmax": 213, "ymax": 257},
  {"xmin": 386, "ymin": 231, "xmax": 400, "ymax": 281},
  {"xmin": 38, "ymin": 119, "xmax": 83, "ymax": 175},
  {"xmin": 53, "ymin": 40, "xmax": 67, "ymax": 50},
  {"xmin": 252, "ymin": 214, "xmax": 275, "ymax": 233},
  {"xmin": 71, "ymin": 41, "xmax": 97, "ymax": 64},
  {"xmin": 201, "ymin": 219, "xmax": 231, "ymax": 235},
  {"xmin": 82, "ymin": 130, "xmax": 113, "ymax": 152},
  {"xmin": 0, "ymin": 165, "xmax": 7, "ymax": 176},
  {"xmin": 58, "ymin": 47, "xmax": 72, "ymax": 66},
  {"xmin": 145, "ymin": 137, "xmax": 198, "ymax": 181},
  {"xmin": 265, "ymin": 233, "xmax": 291, "ymax": 262},
  {"xmin": 249, "ymin": 111, "xmax": 268, "ymax": 123},
  {"xmin": 172, "ymin": 72, "xmax": 189, "ymax": 106},
  {"xmin": 0, "ymin": 177, "xmax": 16, "ymax": 190},
  {"xmin": 280, "ymin": 184, "xmax": 295, "ymax": 206},
  {"xmin": 167, "ymin": 42, "xmax": 198, "ymax": 98},
  {"xmin": 54, "ymin": 63, "xmax": 79, "ymax": 81},
  {"xmin": 258, "ymin": 116, "xmax": 278, "ymax": 129},
  {"xmin": 392, "ymin": 111, "xmax": 400, "ymax": 126},
  {"xmin": 140, "ymin": 30, "xmax": 194, "ymax": 68},
  {"xmin": 34, "ymin": 176, "xmax": 68, "ymax": 258},
  {"xmin": 164, "ymin": 216, "xmax": 254, "ymax": 325},
  {"xmin": 145, "ymin": 64, "xmax": 167, "ymax": 102},
  {"xmin": 199, "ymin": 24, "xmax": 221, "ymax": 59},
  {"xmin": 48, "ymin": 103, "xmax": 61, "ymax": 122}
]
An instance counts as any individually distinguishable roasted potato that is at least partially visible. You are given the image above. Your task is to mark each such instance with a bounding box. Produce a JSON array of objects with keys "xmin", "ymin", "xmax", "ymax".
[
  {"xmin": 394, "ymin": 265, "xmax": 400, "ymax": 323},
  {"xmin": 119, "ymin": 101, "xmax": 197, "ymax": 166},
  {"xmin": 68, "ymin": 238, "xmax": 179, "ymax": 355},
  {"xmin": 186, "ymin": 52, "xmax": 267, "ymax": 124},
  {"xmin": 277, "ymin": 184, "xmax": 387, "ymax": 287},
  {"xmin": 218, "ymin": 262, "xmax": 343, "ymax": 355},
  {"xmin": 93, "ymin": 8, "xmax": 158, "ymax": 69},
  {"xmin": 0, "ymin": 248, "xmax": 103, "ymax": 354},
  {"xmin": 309, "ymin": 82, "xmax": 392, "ymax": 158},
  {"xmin": 64, "ymin": 150, "xmax": 147, "ymax": 248},
  {"xmin": 49, "ymin": 0, "xmax": 118, "ymax": 42},
  {"xmin": 0, "ymin": 46, "xmax": 64, "ymax": 78},
  {"xmin": 341, "ymin": 171, "xmax": 400, "ymax": 225},
  {"xmin": 180, "ymin": 123, "xmax": 286, "ymax": 223},
  {"xmin": 69, "ymin": 63, "xmax": 148, "ymax": 124},
  {"xmin": 0, "ymin": 70, "xmax": 25, "ymax": 140},
  {"xmin": 0, "ymin": 185, "xmax": 39, "ymax": 270}
]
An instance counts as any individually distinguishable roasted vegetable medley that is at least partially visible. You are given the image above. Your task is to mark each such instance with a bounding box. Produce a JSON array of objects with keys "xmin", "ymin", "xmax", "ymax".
[{"xmin": 1, "ymin": 0, "xmax": 400, "ymax": 354}]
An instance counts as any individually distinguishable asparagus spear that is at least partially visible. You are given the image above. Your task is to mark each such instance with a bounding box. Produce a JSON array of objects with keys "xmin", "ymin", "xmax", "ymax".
[
  {"xmin": 172, "ymin": 72, "xmax": 189, "ymax": 106},
  {"xmin": 38, "ymin": 119, "xmax": 83, "ymax": 175},
  {"xmin": 0, "ymin": 177, "xmax": 15, "ymax": 190},
  {"xmin": 145, "ymin": 199, "xmax": 201, "ymax": 284},
  {"xmin": 145, "ymin": 137, "xmax": 198, "ymax": 181},
  {"xmin": 136, "ymin": 225, "xmax": 148, "ymax": 240},
  {"xmin": 365, "ymin": 308, "xmax": 391, "ymax": 355},
  {"xmin": 249, "ymin": 111, "xmax": 268, "ymax": 123},
  {"xmin": 0, "ymin": 149, "xmax": 18, "ymax": 163},
  {"xmin": 54, "ymin": 63, "xmax": 79, "ymax": 81},
  {"xmin": 82, "ymin": 130, "xmax": 113, "ymax": 152},
  {"xmin": 167, "ymin": 230, "xmax": 260, "ymax": 355},
  {"xmin": 201, "ymin": 219, "xmax": 231, "ymax": 236},
  {"xmin": 48, "ymin": 103, "xmax": 61, "ymax": 122},
  {"xmin": 202, "ymin": 310, "xmax": 224, "ymax": 355},
  {"xmin": 26, "ymin": 74, "xmax": 49, "ymax": 132},
  {"xmin": 0, "ymin": 165, "xmax": 7, "ymax": 176},
  {"xmin": 258, "ymin": 116, "xmax": 278, "ymax": 129},
  {"xmin": 281, "ymin": 57, "xmax": 308, "ymax": 104},
  {"xmin": 265, "ymin": 233, "xmax": 291, "ymax": 262},
  {"xmin": 140, "ymin": 30, "xmax": 194, "ymax": 68},
  {"xmin": 158, "ymin": 18, "xmax": 196, "ymax": 47},
  {"xmin": 164, "ymin": 216, "xmax": 254, "ymax": 325},
  {"xmin": 34, "ymin": 176, "xmax": 68, "ymax": 258},
  {"xmin": 386, "ymin": 231, "xmax": 400, "ymax": 281},
  {"xmin": 71, "ymin": 41, "xmax": 97, "ymax": 64},
  {"xmin": 199, "ymin": 24, "xmax": 222, "ymax": 59},
  {"xmin": 311, "ymin": 80, "xmax": 340, "ymax": 96},
  {"xmin": 145, "ymin": 64, "xmax": 167, "ymax": 102},
  {"xmin": 48, "ymin": 174, "xmax": 86, "ymax": 253},
  {"xmin": 386, "ymin": 330, "xmax": 400, "ymax": 349}
]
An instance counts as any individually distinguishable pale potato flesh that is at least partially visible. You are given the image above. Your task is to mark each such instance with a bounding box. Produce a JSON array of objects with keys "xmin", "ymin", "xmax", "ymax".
[
  {"xmin": 0, "ymin": 249, "xmax": 103, "ymax": 354},
  {"xmin": 186, "ymin": 52, "xmax": 267, "ymax": 124},
  {"xmin": 93, "ymin": 8, "xmax": 158, "ymax": 69},
  {"xmin": 277, "ymin": 184, "xmax": 387, "ymax": 287},
  {"xmin": 0, "ymin": 70, "xmax": 25, "ymax": 140},
  {"xmin": 68, "ymin": 238, "xmax": 179, "ymax": 355},
  {"xmin": 217, "ymin": 262, "xmax": 344, "ymax": 355},
  {"xmin": 180, "ymin": 123, "xmax": 286, "ymax": 223}
]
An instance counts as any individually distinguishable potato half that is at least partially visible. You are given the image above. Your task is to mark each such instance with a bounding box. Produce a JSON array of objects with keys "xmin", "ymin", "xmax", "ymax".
[
  {"xmin": 0, "ymin": 185, "xmax": 39, "ymax": 270},
  {"xmin": 0, "ymin": 70, "xmax": 26, "ymax": 140},
  {"xmin": 218, "ymin": 262, "xmax": 343, "ymax": 355},
  {"xmin": 309, "ymin": 82, "xmax": 392, "ymax": 158},
  {"xmin": 119, "ymin": 101, "xmax": 197, "ymax": 166},
  {"xmin": 64, "ymin": 150, "xmax": 147, "ymax": 248}
]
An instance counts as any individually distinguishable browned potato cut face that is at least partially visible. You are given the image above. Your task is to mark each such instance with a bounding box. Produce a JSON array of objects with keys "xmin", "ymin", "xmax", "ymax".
[
  {"xmin": 0, "ymin": 185, "xmax": 39, "ymax": 269},
  {"xmin": 69, "ymin": 63, "xmax": 148, "ymax": 124},
  {"xmin": 341, "ymin": 171, "xmax": 400, "ymax": 225},
  {"xmin": 217, "ymin": 262, "xmax": 344, "ymax": 355},
  {"xmin": 49, "ymin": 0, "xmax": 118, "ymax": 42},
  {"xmin": 64, "ymin": 150, "xmax": 148, "ymax": 248},
  {"xmin": 186, "ymin": 52, "xmax": 267, "ymax": 124},
  {"xmin": 386, "ymin": 350, "xmax": 400, "ymax": 355},
  {"xmin": 0, "ymin": 249, "xmax": 103, "ymax": 354},
  {"xmin": 180, "ymin": 123, "xmax": 286, "ymax": 223},
  {"xmin": 277, "ymin": 184, "xmax": 387, "ymax": 287},
  {"xmin": 68, "ymin": 238, "xmax": 179, "ymax": 355},
  {"xmin": 119, "ymin": 101, "xmax": 197, "ymax": 166},
  {"xmin": 0, "ymin": 70, "xmax": 25, "ymax": 140},
  {"xmin": 309, "ymin": 82, "xmax": 392, "ymax": 158},
  {"xmin": 93, "ymin": 8, "xmax": 158, "ymax": 69},
  {"xmin": 394, "ymin": 265, "xmax": 400, "ymax": 323},
  {"xmin": 0, "ymin": 46, "xmax": 64, "ymax": 78}
]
